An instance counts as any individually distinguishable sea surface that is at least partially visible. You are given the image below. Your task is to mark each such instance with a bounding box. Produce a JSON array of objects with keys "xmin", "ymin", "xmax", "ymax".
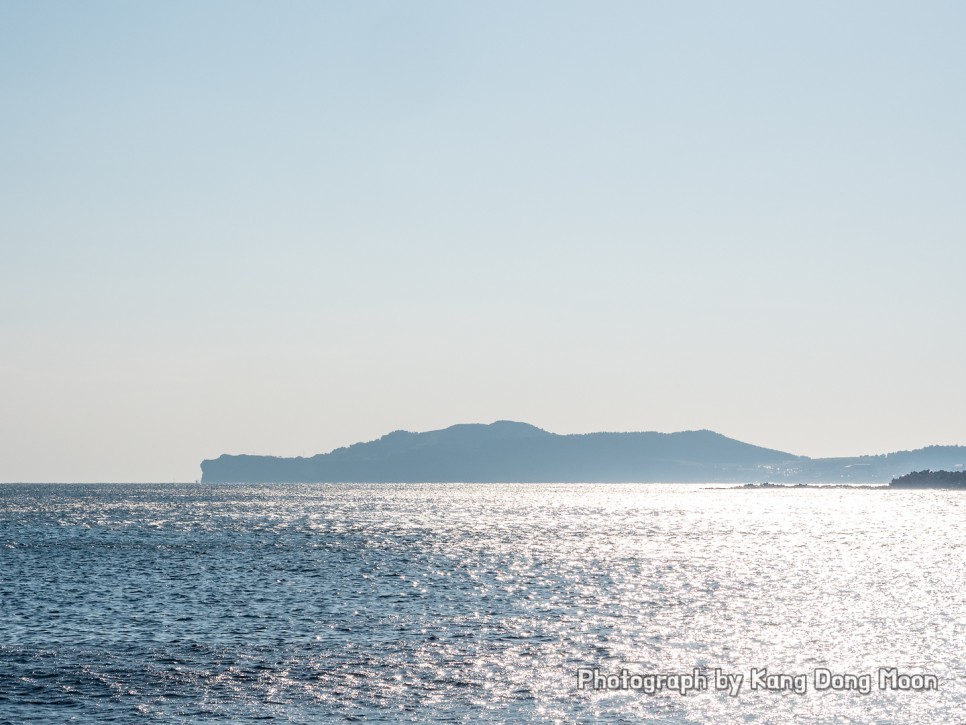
[{"xmin": 0, "ymin": 483, "xmax": 963, "ymax": 723}]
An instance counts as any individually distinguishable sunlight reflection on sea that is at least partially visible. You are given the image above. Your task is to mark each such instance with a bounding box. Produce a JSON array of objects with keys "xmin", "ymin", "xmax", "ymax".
[{"xmin": 1, "ymin": 483, "xmax": 962, "ymax": 722}]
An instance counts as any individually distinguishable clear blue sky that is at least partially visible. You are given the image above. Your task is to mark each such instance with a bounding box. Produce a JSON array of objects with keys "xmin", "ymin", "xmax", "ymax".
[{"xmin": 2, "ymin": 1, "xmax": 965, "ymax": 481}]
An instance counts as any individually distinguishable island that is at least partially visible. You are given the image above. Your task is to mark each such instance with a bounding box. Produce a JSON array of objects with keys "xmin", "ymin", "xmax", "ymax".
[{"xmin": 200, "ymin": 420, "xmax": 966, "ymax": 484}]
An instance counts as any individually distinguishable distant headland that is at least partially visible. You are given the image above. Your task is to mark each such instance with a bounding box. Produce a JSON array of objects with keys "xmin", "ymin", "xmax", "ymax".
[
  {"xmin": 737, "ymin": 469, "xmax": 966, "ymax": 490},
  {"xmin": 200, "ymin": 421, "xmax": 966, "ymax": 484},
  {"xmin": 889, "ymin": 470, "xmax": 966, "ymax": 489}
]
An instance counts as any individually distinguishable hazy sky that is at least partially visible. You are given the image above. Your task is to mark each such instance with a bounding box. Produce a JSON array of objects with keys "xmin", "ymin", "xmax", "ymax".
[{"xmin": 2, "ymin": 1, "xmax": 965, "ymax": 482}]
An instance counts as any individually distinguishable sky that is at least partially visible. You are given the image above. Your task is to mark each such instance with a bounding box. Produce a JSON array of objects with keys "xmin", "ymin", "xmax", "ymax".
[{"xmin": 2, "ymin": 1, "xmax": 965, "ymax": 482}]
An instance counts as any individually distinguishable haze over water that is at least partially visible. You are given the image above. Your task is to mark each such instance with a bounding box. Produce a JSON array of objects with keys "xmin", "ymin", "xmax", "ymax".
[
  {"xmin": 4, "ymin": 2, "xmax": 966, "ymax": 483},
  {"xmin": 2, "ymin": 482, "xmax": 961, "ymax": 722}
]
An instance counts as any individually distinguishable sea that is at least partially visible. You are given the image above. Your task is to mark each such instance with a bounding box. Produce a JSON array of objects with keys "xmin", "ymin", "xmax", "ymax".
[{"xmin": 0, "ymin": 483, "xmax": 963, "ymax": 723}]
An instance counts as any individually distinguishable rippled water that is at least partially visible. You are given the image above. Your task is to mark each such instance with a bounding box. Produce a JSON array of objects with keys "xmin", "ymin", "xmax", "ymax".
[{"xmin": 1, "ymin": 483, "xmax": 963, "ymax": 722}]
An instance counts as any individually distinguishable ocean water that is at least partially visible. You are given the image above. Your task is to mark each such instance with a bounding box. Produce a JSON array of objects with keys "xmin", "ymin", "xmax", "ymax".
[{"xmin": 0, "ymin": 483, "xmax": 963, "ymax": 723}]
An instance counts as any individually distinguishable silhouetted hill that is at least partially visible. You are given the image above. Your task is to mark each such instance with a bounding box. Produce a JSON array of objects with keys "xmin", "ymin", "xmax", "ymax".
[
  {"xmin": 200, "ymin": 421, "xmax": 966, "ymax": 483},
  {"xmin": 889, "ymin": 469, "xmax": 966, "ymax": 489}
]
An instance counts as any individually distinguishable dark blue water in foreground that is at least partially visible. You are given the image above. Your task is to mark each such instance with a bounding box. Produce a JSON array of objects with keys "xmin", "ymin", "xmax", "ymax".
[{"xmin": 1, "ymin": 483, "xmax": 963, "ymax": 723}]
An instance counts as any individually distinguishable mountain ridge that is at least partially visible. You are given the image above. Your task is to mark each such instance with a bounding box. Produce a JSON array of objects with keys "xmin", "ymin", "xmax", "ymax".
[{"xmin": 200, "ymin": 420, "xmax": 966, "ymax": 483}]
